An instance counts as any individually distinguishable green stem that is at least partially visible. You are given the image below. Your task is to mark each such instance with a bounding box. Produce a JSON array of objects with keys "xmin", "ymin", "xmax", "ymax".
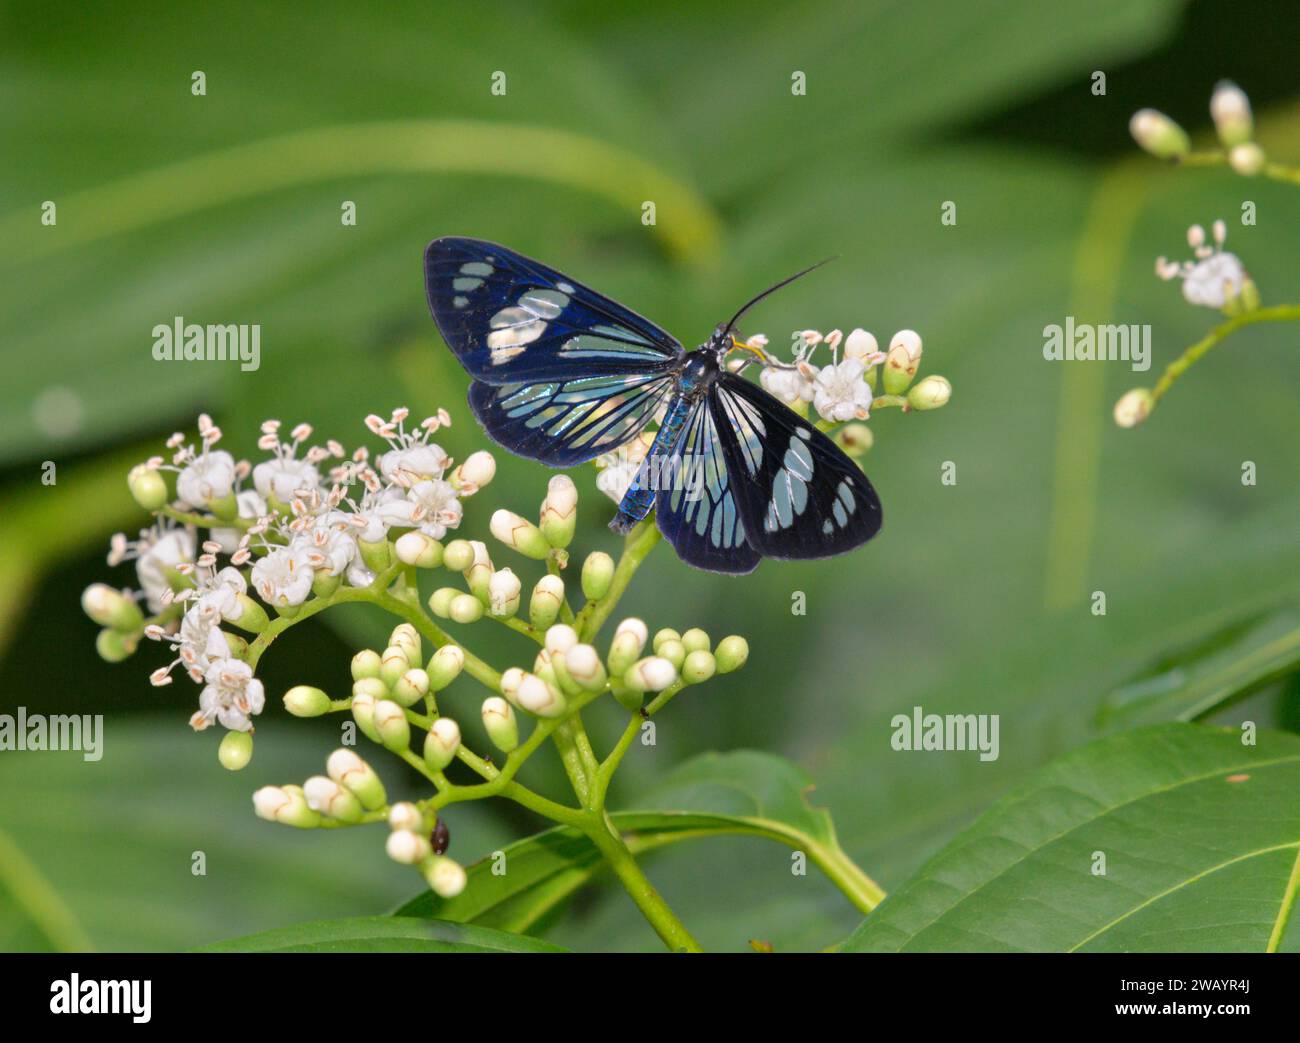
[
  {"xmin": 584, "ymin": 815, "xmax": 702, "ymax": 952},
  {"xmin": 1149, "ymin": 303, "xmax": 1300, "ymax": 409},
  {"xmin": 1177, "ymin": 150, "xmax": 1300, "ymax": 186}
]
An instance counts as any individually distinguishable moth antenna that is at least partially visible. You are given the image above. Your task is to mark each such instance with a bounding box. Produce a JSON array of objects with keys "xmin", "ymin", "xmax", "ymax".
[{"xmin": 721, "ymin": 257, "xmax": 835, "ymax": 337}]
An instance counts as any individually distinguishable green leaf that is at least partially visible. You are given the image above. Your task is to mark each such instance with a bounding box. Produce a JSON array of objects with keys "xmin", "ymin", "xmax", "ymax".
[
  {"xmin": 1099, "ymin": 608, "xmax": 1300, "ymax": 727},
  {"xmin": 199, "ymin": 915, "xmax": 565, "ymax": 953},
  {"xmin": 842, "ymin": 724, "xmax": 1300, "ymax": 952},
  {"xmin": 394, "ymin": 751, "xmax": 880, "ymax": 931}
]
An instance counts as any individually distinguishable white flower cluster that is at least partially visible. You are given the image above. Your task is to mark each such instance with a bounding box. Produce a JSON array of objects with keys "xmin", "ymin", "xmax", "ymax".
[
  {"xmin": 106, "ymin": 408, "xmax": 495, "ymax": 733},
  {"xmin": 1155, "ymin": 220, "xmax": 1252, "ymax": 310}
]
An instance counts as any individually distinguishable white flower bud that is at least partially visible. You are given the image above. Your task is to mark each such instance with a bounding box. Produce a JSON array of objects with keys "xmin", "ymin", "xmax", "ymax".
[
  {"xmin": 127, "ymin": 464, "xmax": 169, "ymax": 510},
  {"xmin": 424, "ymin": 855, "xmax": 468, "ymax": 898},
  {"xmin": 449, "ymin": 593, "xmax": 484, "ymax": 624},
  {"xmin": 1210, "ymin": 81, "xmax": 1253, "ymax": 148},
  {"xmin": 515, "ymin": 672, "xmax": 567, "ymax": 718},
  {"xmin": 499, "ymin": 666, "xmax": 525, "ymax": 705},
  {"xmin": 544, "ymin": 623, "xmax": 578, "ymax": 656},
  {"xmin": 326, "ymin": 748, "xmax": 387, "ymax": 810},
  {"xmin": 843, "ymin": 328, "xmax": 878, "ymax": 362},
  {"xmin": 623, "ymin": 656, "xmax": 677, "ymax": 694},
  {"xmin": 387, "ymin": 829, "xmax": 432, "ymax": 865},
  {"xmin": 350, "ymin": 687, "xmax": 381, "ymax": 743},
  {"xmin": 563, "ymin": 643, "xmax": 607, "ymax": 691},
  {"xmin": 1113, "ymin": 388, "xmax": 1154, "ymax": 429},
  {"xmin": 303, "ymin": 775, "xmax": 364, "ymax": 823},
  {"xmin": 283, "ymin": 684, "xmax": 331, "ymax": 717},
  {"xmin": 456, "ymin": 450, "xmax": 496, "ymax": 490},
  {"xmin": 907, "ymin": 374, "xmax": 952, "ymax": 411},
  {"xmin": 581, "ymin": 551, "xmax": 615, "ymax": 600},
  {"xmin": 252, "ymin": 784, "xmax": 321, "ymax": 828},
  {"xmin": 81, "ymin": 584, "xmax": 144, "ymax": 632},
  {"xmin": 490, "ymin": 509, "xmax": 551, "ymax": 560},
  {"xmin": 374, "ymin": 699, "xmax": 411, "ymax": 752},
  {"xmin": 463, "ymin": 540, "xmax": 493, "ymax": 599},
  {"xmin": 488, "ymin": 567, "xmax": 522, "ymax": 617},
  {"xmin": 539, "ymin": 475, "xmax": 578, "ymax": 548},
  {"xmin": 428, "ymin": 644, "xmax": 465, "ymax": 689},
  {"xmin": 424, "ymin": 717, "xmax": 461, "ymax": 772},
  {"xmin": 351, "ymin": 648, "xmax": 382, "ymax": 681},
  {"xmin": 388, "ymin": 801, "xmax": 424, "ymax": 832},
  {"xmin": 392, "ymin": 668, "xmax": 431, "ymax": 707},
  {"xmin": 1228, "ymin": 142, "xmax": 1266, "ymax": 177},
  {"xmin": 395, "ymin": 531, "xmax": 443, "ymax": 567},
  {"xmin": 379, "ymin": 645, "xmax": 410, "ymax": 688},
  {"xmin": 442, "ymin": 539, "xmax": 475, "ymax": 572},
  {"xmin": 1129, "ymin": 108, "xmax": 1190, "ymax": 159}
]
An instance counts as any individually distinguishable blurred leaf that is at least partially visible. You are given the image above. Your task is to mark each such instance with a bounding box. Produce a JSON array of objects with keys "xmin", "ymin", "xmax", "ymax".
[
  {"xmin": 1100, "ymin": 607, "xmax": 1300, "ymax": 727},
  {"xmin": 200, "ymin": 915, "xmax": 564, "ymax": 952},
  {"xmin": 394, "ymin": 751, "xmax": 877, "ymax": 934},
  {"xmin": 0, "ymin": 718, "xmax": 510, "ymax": 951},
  {"xmin": 842, "ymin": 723, "xmax": 1300, "ymax": 952}
]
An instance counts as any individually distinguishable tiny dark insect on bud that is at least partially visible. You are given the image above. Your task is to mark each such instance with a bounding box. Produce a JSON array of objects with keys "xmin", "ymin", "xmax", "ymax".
[
  {"xmin": 639, "ymin": 707, "xmax": 650, "ymax": 719},
  {"xmin": 431, "ymin": 818, "xmax": 451, "ymax": 855}
]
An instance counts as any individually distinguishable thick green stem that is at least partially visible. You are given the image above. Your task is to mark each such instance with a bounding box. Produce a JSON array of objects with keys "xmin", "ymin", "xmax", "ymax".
[{"xmin": 585, "ymin": 814, "xmax": 702, "ymax": 953}]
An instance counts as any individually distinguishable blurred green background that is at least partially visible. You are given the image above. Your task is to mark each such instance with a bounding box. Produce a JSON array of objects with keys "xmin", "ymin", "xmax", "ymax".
[{"xmin": 2, "ymin": 0, "xmax": 1298, "ymax": 952}]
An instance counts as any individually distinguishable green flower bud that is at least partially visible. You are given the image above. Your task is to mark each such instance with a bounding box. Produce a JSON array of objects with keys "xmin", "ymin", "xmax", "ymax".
[
  {"xmin": 218, "ymin": 730, "xmax": 254, "ymax": 771},
  {"xmin": 907, "ymin": 375, "xmax": 951, "ymax": 411},
  {"xmin": 283, "ymin": 684, "xmax": 331, "ymax": 717},
  {"xmin": 715, "ymin": 635, "xmax": 749, "ymax": 673},
  {"xmin": 311, "ymin": 572, "xmax": 341, "ymax": 599},
  {"xmin": 1239, "ymin": 278, "xmax": 1261, "ymax": 312},
  {"xmin": 548, "ymin": 649, "xmax": 582, "ymax": 696},
  {"xmin": 379, "ymin": 645, "xmax": 411, "ymax": 689},
  {"xmin": 392, "ymin": 668, "xmax": 430, "ymax": 708},
  {"xmin": 562, "ymin": 643, "xmax": 607, "ymax": 692},
  {"xmin": 388, "ymin": 801, "xmax": 425, "ymax": 833},
  {"xmin": 81, "ymin": 584, "xmax": 144, "ymax": 632},
  {"xmin": 1113, "ymin": 387, "xmax": 1154, "ymax": 429},
  {"xmin": 680, "ymin": 627, "xmax": 711, "ymax": 654},
  {"xmin": 581, "ymin": 551, "xmax": 615, "ymax": 600},
  {"xmin": 529, "ymin": 574, "xmax": 565, "ymax": 629},
  {"xmin": 428, "ymin": 645, "xmax": 466, "ymax": 690},
  {"xmin": 681, "ymin": 649, "xmax": 717, "ymax": 685},
  {"xmin": 252, "ymin": 784, "xmax": 320, "ymax": 828},
  {"xmin": 449, "ymin": 593, "xmax": 484, "ymax": 624},
  {"xmin": 303, "ymin": 775, "xmax": 363, "ymax": 823},
  {"xmin": 532, "ymin": 648, "xmax": 559, "ymax": 688},
  {"xmin": 95, "ymin": 628, "xmax": 139, "ymax": 662},
  {"xmin": 608, "ymin": 618, "xmax": 648, "ymax": 675},
  {"xmin": 230, "ymin": 593, "xmax": 269, "ymax": 633},
  {"xmin": 1228, "ymin": 142, "xmax": 1266, "ymax": 176},
  {"xmin": 424, "ymin": 717, "xmax": 461, "ymax": 773},
  {"xmin": 347, "ymin": 650, "xmax": 379, "ymax": 682},
  {"xmin": 423, "ymin": 854, "xmax": 468, "ymax": 898},
  {"xmin": 539, "ymin": 475, "xmax": 578, "ymax": 549},
  {"xmin": 490, "ymin": 509, "xmax": 551, "ymax": 560},
  {"xmin": 624, "ymin": 656, "xmax": 678, "ymax": 694},
  {"xmin": 350, "ymin": 687, "xmax": 382, "ymax": 744},
  {"xmin": 208, "ymin": 492, "xmax": 238, "ymax": 522},
  {"xmin": 428, "ymin": 587, "xmax": 460, "ymax": 618},
  {"xmin": 1210, "ymin": 81, "xmax": 1253, "ymax": 149},
  {"xmin": 389, "ymin": 623, "xmax": 421, "ymax": 662},
  {"xmin": 652, "ymin": 628, "xmax": 681, "ymax": 654},
  {"xmin": 220, "ymin": 630, "xmax": 250, "ymax": 660},
  {"xmin": 374, "ymin": 699, "xmax": 411, "ymax": 752},
  {"xmin": 515, "ymin": 672, "xmax": 567, "ymax": 718},
  {"xmin": 481, "ymin": 696, "xmax": 518, "ymax": 752},
  {"xmin": 326, "ymin": 748, "xmax": 386, "ymax": 810},
  {"xmin": 387, "ymin": 828, "xmax": 433, "ymax": 865},
  {"xmin": 611, "ymin": 679, "xmax": 643, "ymax": 713},
  {"xmin": 1129, "ymin": 108, "xmax": 1190, "ymax": 159},
  {"xmin": 836, "ymin": 423, "xmax": 874, "ymax": 458},
  {"xmin": 442, "ymin": 539, "xmax": 475, "ymax": 572},
  {"xmin": 394, "ymin": 531, "xmax": 444, "ymax": 568},
  {"xmin": 656, "ymin": 638, "xmax": 686, "ymax": 670},
  {"xmin": 882, "ymin": 344, "xmax": 918, "ymax": 395},
  {"xmin": 127, "ymin": 464, "xmax": 169, "ymax": 511},
  {"xmin": 359, "ymin": 537, "xmax": 392, "ymax": 574}
]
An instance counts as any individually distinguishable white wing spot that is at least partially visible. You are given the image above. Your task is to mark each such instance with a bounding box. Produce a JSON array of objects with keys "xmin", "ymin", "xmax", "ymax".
[
  {"xmin": 453, "ymin": 295, "xmax": 468, "ymax": 309},
  {"xmin": 460, "ymin": 261, "xmax": 494, "ymax": 277}
]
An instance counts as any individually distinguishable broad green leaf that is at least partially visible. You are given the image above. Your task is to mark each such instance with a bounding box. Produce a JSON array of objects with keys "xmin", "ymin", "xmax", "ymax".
[
  {"xmin": 1100, "ymin": 608, "xmax": 1300, "ymax": 727},
  {"xmin": 200, "ymin": 915, "xmax": 564, "ymax": 953},
  {"xmin": 394, "ymin": 751, "xmax": 879, "ymax": 932},
  {"xmin": 843, "ymin": 724, "xmax": 1300, "ymax": 952}
]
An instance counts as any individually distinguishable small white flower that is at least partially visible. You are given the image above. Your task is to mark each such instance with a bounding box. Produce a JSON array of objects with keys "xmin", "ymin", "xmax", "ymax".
[
  {"xmin": 177, "ymin": 605, "xmax": 233, "ymax": 677},
  {"xmin": 407, "ymin": 479, "xmax": 462, "ymax": 539},
  {"xmin": 812, "ymin": 358, "xmax": 872, "ymax": 422},
  {"xmin": 379, "ymin": 443, "xmax": 449, "ymax": 485},
  {"xmin": 135, "ymin": 527, "xmax": 195, "ymax": 612},
  {"xmin": 253, "ymin": 455, "xmax": 320, "ymax": 503},
  {"xmin": 295, "ymin": 511, "xmax": 357, "ymax": 576},
  {"xmin": 1156, "ymin": 220, "xmax": 1249, "ymax": 309},
  {"xmin": 250, "ymin": 546, "xmax": 314, "ymax": 607},
  {"xmin": 191, "ymin": 656, "xmax": 265, "ymax": 732},
  {"xmin": 177, "ymin": 450, "xmax": 237, "ymax": 507},
  {"xmin": 197, "ymin": 566, "xmax": 248, "ymax": 622},
  {"xmin": 760, "ymin": 364, "xmax": 816, "ymax": 406}
]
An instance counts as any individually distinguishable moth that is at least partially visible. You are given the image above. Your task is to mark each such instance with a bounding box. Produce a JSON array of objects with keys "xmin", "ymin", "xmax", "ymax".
[{"xmin": 424, "ymin": 237, "xmax": 882, "ymax": 574}]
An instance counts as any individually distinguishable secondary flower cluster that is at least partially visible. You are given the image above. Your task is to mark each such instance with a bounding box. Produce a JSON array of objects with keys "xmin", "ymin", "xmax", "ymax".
[
  {"xmin": 1130, "ymin": 80, "xmax": 1265, "ymax": 175},
  {"xmin": 1155, "ymin": 219, "xmax": 1258, "ymax": 314}
]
